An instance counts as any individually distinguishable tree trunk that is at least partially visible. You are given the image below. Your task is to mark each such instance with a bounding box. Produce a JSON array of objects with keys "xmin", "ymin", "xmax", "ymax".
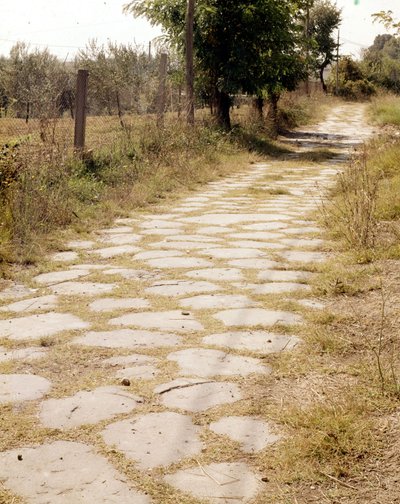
[
  {"xmin": 319, "ymin": 65, "xmax": 328, "ymax": 93},
  {"xmin": 25, "ymin": 102, "xmax": 30, "ymax": 124},
  {"xmin": 215, "ymin": 90, "xmax": 231, "ymax": 129},
  {"xmin": 116, "ymin": 90, "xmax": 125, "ymax": 129},
  {"xmin": 253, "ymin": 96, "xmax": 264, "ymax": 120},
  {"xmin": 185, "ymin": 0, "xmax": 195, "ymax": 126},
  {"xmin": 267, "ymin": 92, "xmax": 280, "ymax": 138}
]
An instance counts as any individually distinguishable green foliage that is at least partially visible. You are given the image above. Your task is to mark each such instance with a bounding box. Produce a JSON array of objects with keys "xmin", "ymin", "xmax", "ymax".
[{"xmin": 330, "ymin": 57, "xmax": 376, "ymax": 99}]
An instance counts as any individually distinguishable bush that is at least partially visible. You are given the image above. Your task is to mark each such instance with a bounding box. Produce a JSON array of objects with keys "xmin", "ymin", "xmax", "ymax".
[{"xmin": 337, "ymin": 79, "xmax": 377, "ymax": 100}]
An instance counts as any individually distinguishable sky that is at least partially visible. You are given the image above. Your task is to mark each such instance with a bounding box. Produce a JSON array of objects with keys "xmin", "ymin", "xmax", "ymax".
[{"xmin": 0, "ymin": 0, "xmax": 399, "ymax": 60}]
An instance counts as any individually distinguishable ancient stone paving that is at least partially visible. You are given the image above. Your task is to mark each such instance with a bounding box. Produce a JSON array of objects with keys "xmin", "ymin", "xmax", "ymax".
[{"xmin": 0, "ymin": 104, "xmax": 374, "ymax": 503}]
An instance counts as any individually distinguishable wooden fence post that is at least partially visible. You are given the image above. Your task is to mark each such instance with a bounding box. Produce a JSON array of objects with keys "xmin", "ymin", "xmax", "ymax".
[
  {"xmin": 74, "ymin": 69, "xmax": 89, "ymax": 152},
  {"xmin": 157, "ymin": 53, "xmax": 168, "ymax": 128}
]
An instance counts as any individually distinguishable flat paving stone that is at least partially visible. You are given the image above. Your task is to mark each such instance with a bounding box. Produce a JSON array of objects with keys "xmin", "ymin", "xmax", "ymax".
[
  {"xmin": 0, "ymin": 283, "xmax": 37, "ymax": 300},
  {"xmin": 228, "ymin": 259, "xmax": 282, "ymax": 269},
  {"xmin": 157, "ymin": 379, "xmax": 242, "ymax": 412},
  {"xmin": 0, "ymin": 346, "xmax": 48, "ymax": 362},
  {"xmin": 70, "ymin": 264, "xmax": 110, "ymax": 270},
  {"xmin": 214, "ymin": 308, "xmax": 302, "ymax": 327},
  {"xmin": 50, "ymin": 282, "xmax": 116, "ymax": 296},
  {"xmin": 89, "ymin": 297, "xmax": 150, "ymax": 312},
  {"xmin": 89, "ymin": 245, "xmax": 141, "ymax": 259},
  {"xmin": 146, "ymin": 257, "xmax": 213, "ymax": 269},
  {"xmin": 67, "ymin": 240, "xmax": 95, "ymax": 249},
  {"xmin": 149, "ymin": 240, "xmax": 220, "ymax": 250},
  {"xmin": 0, "ymin": 441, "xmax": 151, "ymax": 504},
  {"xmin": 257, "ymin": 270, "xmax": 313, "ymax": 282},
  {"xmin": 0, "ymin": 312, "xmax": 90, "ymax": 341},
  {"xmin": 228, "ymin": 240, "xmax": 286, "ymax": 250},
  {"xmin": 166, "ymin": 234, "xmax": 220, "ymax": 242},
  {"xmin": 139, "ymin": 220, "xmax": 183, "ymax": 229},
  {"xmin": 102, "ymin": 412, "xmax": 202, "ymax": 469},
  {"xmin": 228, "ymin": 231, "xmax": 284, "ymax": 240},
  {"xmin": 167, "ymin": 348, "xmax": 268, "ymax": 377},
  {"xmin": 99, "ymin": 226, "xmax": 134, "ymax": 234},
  {"xmin": 145, "ymin": 280, "xmax": 220, "ymax": 297},
  {"xmin": 185, "ymin": 268, "xmax": 244, "ymax": 281},
  {"xmin": 99, "ymin": 234, "xmax": 142, "ymax": 245},
  {"xmin": 281, "ymin": 226, "xmax": 321, "ymax": 235},
  {"xmin": 209, "ymin": 416, "xmax": 280, "ymax": 453},
  {"xmin": 180, "ymin": 294, "xmax": 257, "ymax": 310},
  {"xmin": 0, "ymin": 374, "xmax": 51, "ymax": 403},
  {"xmin": 280, "ymin": 238, "xmax": 324, "ymax": 248},
  {"xmin": 102, "ymin": 268, "xmax": 157, "ymax": 281},
  {"xmin": 109, "ymin": 310, "xmax": 204, "ymax": 332},
  {"xmin": 196, "ymin": 226, "xmax": 234, "ymax": 234},
  {"xmin": 182, "ymin": 213, "xmax": 291, "ymax": 225},
  {"xmin": 74, "ymin": 329, "xmax": 182, "ymax": 348},
  {"xmin": 202, "ymin": 331, "xmax": 300, "ymax": 354},
  {"xmin": 250, "ymin": 282, "xmax": 311, "ymax": 294},
  {"xmin": 199, "ymin": 248, "xmax": 265, "ymax": 259},
  {"xmin": 33, "ymin": 269, "xmax": 90, "ymax": 285},
  {"xmin": 0, "ymin": 295, "xmax": 58, "ymax": 313},
  {"xmin": 104, "ymin": 354, "xmax": 159, "ymax": 380},
  {"xmin": 279, "ymin": 250, "xmax": 327, "ymax": 263},
  {"xmin": 242, "ymin": 222, "xmax": 288, "ymax": 231},
  {"xmin": 51, "ymin": 251, "xmax": 79, "ymax": 262},
  {"xmin": 140, "ymin": 228, "xmax": 183, "ymax": 236},
  {"xmin": 39, "ymin": 386, "xmax": 142, "ymax": 429},
  {"xmin": 164, "ymin": 462, "xmax": 260, "ymax": 504},
  {"xmin": 134, "ymin": 250, "xmax": 185, "ymax": 260}
]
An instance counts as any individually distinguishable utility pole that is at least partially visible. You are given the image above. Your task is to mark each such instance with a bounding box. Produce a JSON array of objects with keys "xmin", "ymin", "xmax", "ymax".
[
  {"xmin": 185, "ymin": 0, "xmax": 195, "ymax": 126},
  {"xmin": 305, "ymin": 2, "xmax": 310, "ymax": 96},
  {"xmin": 335, "ymin": 29, "xmax": 340, "ymax": 95},
  {"xmin": 148, "ymin": 41, "xmax": 151, "ymax": 60}
]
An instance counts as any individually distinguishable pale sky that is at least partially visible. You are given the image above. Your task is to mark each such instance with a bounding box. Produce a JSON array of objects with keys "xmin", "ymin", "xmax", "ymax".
[{"xmin": 0, "ymin": 0, "xmax": 399, "ymax": 60}]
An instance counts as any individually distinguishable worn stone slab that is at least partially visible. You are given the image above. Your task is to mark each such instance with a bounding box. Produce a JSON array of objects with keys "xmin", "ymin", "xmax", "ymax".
[
  {"xmin": 166, "ymin": 234, "xmax": 220, "ymax": 243},
  {"xmin": 67, "ymin": 240, "xmax": 95, "ymax": 249},
  {"xmin": 242, "ymin": 222, "xmax": 288, "ymax": 231},
  {"xmin": 164, "ymin": 462, "xmax": 260, "ymax": 504},
  {"xmin": 33, "ymin": 269, "xmax": 90, "ymax": 285},
  {"xmin": 209, "ymin": 416, "xmax": 280, "ymax": 453},
  {"xmin": 228, "ymin": 259, "xmax": 282, "ymax": 269},
  {"xmin": 74, "ymin": 329, "xmax": 182, "ymax": 348},
  {"xmin": 89, "ymin": 297, "xmax": 150, "ymax": 312},
  {"xmin": 110, "ymin": 310, "xmax": 204, "ymax": 332},
  {"xmin": 182, "ymin": 213, "xmax": 291, "ymax": 225},
  {"xmin": 71, "ymin": 264, "xmax": 110, "ymax": 270},
  {"xmin": 134, "ymin": 250, "xmax": 184, "ymax": 260},
  {"xmin": 180, "ymin": 294, "xmax": 257, "ymax": 310},
  {"xmin": 149, "ymin": 240, "xmax": 220, "ymax": 250},
  {"xmin": 214, "ymin": 308, "xmax": 302, "ymax": 327},
  {"xmin": 279, "ymin": 250, "xmax": 327, "ymax": 263},
  {"xmin": 146, "ymin": 257, "xmax": 214, "ymax": 269},
  {"xmin": 280, "ymin": 238, "xmax": 324, "ymax": 248},
  {"xmin": 167, "ymin": 348, "xmax": 268, "ymax": 377},
  {"xmin": 196, "ymin": 226, "xmax": 234, "ymax": 234},
  {"xmin": 0, "ymin": 283, "xmax": 37, "ymax": 300},
  {"xmin": 51, "ymin": 251, "xmax": 79, "ymax": 262},
  {"xmin": 0, "ymin": 441, "xmax": 151, "ymax": 504},
  {"xmin": 257, "ymin": 270, "xmax": 313, "ymax": 282},
  {"xmin": 89, "ymin": 245, "xmax": 140, "ymax": 259},
  {"xmin": 199, "ymin": 248, "xmax": 265, "ymax": 259},
  {"xmin": 104, "ymin": 354, "xmax": 159, "ymax": 380},
  {"xmin": 102, "ymin": 268, "xmax": 157, "ymax": 281},
  {"xmin": 228, "ymin": 231, "xmax": 284, "ymax": 240},
  {"xmin": 0, "ymin": 295, "xmax": 58, "ymax": 313},
  {"xmin": 0, "ymin": 346, "xmax": 48, "ymax": 362},
  {"xmin": 185, "ymin": 268, "xmax": 244, "ymax": 281},
  {"xmin": 0, "ymin": 312, "xmax": 90, "ymax": 341},
  {"xmin": 0, "ymin": 374, "xmax": 51, "ymax": 403},
  {"xmin": 202, "ymin": 331, "xmax": 300, "ymax": 354},
  {"xmin": 228, "ymin": 240, "xmax": 286, "ymax": 250},
  {"xmin": 50, "ymin": 282, "xmax": 116, "ymax": 296},
  {"xmin": 39, "ymin": 386, "xmax": 142, "ymax": 429},
  {"xmin": 145, "ymin": 280, "xmax": 220, "ymax": 297},
  {"xmin": 102, "ymin": 412, "xmax": 202, "ymax": 469},
  {"xmin": 140, "ymin": 228, "xmax": 182, "ymax": 236},
  {"xmin": 139, "ymin": 220, "xmax": 183, "ymax": 229},
  {"xmin": 250, "ymin": 282, "xmax": 311, "ymax": 294},
  {"xmin": 99, "ymin": 234, "xmax": 142, "ymax": 245},
  {"xmin": 281, "ymin": 226, "xmax": 321, "ymax": 235},
  {"xmin": 157, "ymin": 379, "xmax": 242, "ymax": 412},
  {"xmin": 99, "ymin": 226, "xmax": 134, "ymax": 234}
]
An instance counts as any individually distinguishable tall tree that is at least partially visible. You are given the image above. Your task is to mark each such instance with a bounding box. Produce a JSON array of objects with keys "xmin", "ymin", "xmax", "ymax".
[
  {"xmin": 124, "ymin": 0, "xmax": 300, "ymax": 129},
  {"xmin": 308, "ymin": 0, "xmax": 341, "ymax": 92}
]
